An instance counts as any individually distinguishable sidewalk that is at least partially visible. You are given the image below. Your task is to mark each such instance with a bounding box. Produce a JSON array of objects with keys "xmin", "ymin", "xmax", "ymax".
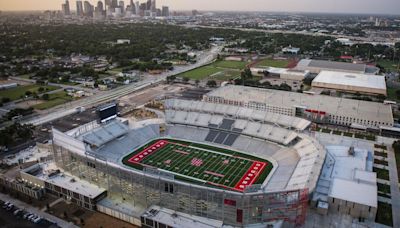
[
  {"xmin": 0, "ymin": 192, "xmax": 78, "ymax": 228},
  {"xmin": 386, "ymin": 146, "xmax": 400, "ymax": 228}
]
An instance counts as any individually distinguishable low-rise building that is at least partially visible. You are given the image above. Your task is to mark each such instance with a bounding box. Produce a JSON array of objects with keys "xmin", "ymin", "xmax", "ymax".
[
  {"xmin": 295, "ymin": 59, "xmax": 379, "ymax": 74},
  {"xmin": 312, "ymin": 146, "xmax": 377, "ymax": 221},
  {"xmin": 21, "ymin": 163, "xmax": 107, "ymax": 210},
  {"xmin": 311, "ymin": 71, "xmax": 387, "ymax": 96},
  {"xmin": 250, "ymin": 67, "xmax": 309, "ymax": 81}
]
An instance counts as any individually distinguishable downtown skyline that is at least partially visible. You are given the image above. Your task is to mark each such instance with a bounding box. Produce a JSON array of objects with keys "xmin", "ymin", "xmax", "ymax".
[{"xmin": 0, "ymin": 0, "xmax": 400, "ymax": 15}]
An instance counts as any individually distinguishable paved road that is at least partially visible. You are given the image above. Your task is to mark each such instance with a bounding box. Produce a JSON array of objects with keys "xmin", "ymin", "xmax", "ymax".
[
  {"xmin": 0, "ymin": 192, "xmax": 78, "ymax": 228},
  {"xmin": 21, "ymin": 45, "xmax": 221, "ymax": 126}
]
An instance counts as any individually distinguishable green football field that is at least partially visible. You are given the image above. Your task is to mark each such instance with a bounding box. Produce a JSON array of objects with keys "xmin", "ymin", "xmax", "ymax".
[{"xmin": 122, "ymin": 139, "xmax": 273, "ymax": 192}]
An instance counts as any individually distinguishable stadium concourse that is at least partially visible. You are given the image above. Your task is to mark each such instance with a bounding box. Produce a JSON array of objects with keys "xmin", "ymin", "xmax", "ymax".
[{"xmin": 47, "ymin": 98, "xmax": 326, "ymax": 227}]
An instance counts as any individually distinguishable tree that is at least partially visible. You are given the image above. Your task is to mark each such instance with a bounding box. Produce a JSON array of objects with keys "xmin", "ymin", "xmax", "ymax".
[
  {"xmin": 38, "ymin": 87, "xmax": 45, "ymax": 93},
  {"xmin": 396, "ymin": 90, "xmax": 400, "ymax": 99},
  {"xmin": 241, "ymin": 68, "xmax": 252, "ymax": 80},
  {"xmin": 1, "ymin": 97, "xmax": 11, "ymax": 103},
  {"xmin": 25, "ymin": 91, "xmax": 32, "ymax": 96},
  {"xmin": 377, "ymin": 94, "xmax": 387, "ymax": 101},
  {"xmin": 206, "ymin": 80, "xmax": 217, "ymax": 88},
  {"xmin": 166, "ymin": 75, "xmax": 176, "ymax": 83},
  {"xmin": 182, "ymin": 77, "xmax": 190, "ymax": 83},
  {"xmin": 42, "ymin": 94, "xmax": 50, "ymax": 100}
]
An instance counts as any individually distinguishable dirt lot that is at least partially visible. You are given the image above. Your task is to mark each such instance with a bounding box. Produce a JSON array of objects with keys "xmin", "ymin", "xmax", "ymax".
[
  {"xmin": 49, "ymin": 201, "xmax": 138, "ymax": 228},
  {"xmin": 119, "ymin": 84, "xmax": 193, "ymax": 107}
]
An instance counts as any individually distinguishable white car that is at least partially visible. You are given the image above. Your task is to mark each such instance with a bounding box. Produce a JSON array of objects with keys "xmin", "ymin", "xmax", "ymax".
[{"xmin": 33, "ymin": 217, "xmax": 42, "ymax": 224}]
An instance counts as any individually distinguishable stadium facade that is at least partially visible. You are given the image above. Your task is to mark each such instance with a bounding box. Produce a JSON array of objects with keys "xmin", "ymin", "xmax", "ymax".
[
  {"xmin": 44, "ymin": 98, "xmax": 327, "ymax": 227},
  {"xmin": 204, "ymin": 85, "xmax": 393, "ymax": 129}
]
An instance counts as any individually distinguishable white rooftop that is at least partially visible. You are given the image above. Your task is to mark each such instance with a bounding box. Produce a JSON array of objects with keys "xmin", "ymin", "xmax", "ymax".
[
  {"xmin": 142, "ymin": 206, "xmax": 225, "ymax": 228},
  {"xmin": 329, "ymin": 178, "xmax": 377, "ymax": 208},
  {"xmin": 312, "ymin": 71, "xmax": 387, "ymax": 91},
  {"xmin": 314, "ymin": 145, "xmax": 377, "ymax": 208},
  {"xmin": 296, "ymin": 59, "xmax": 367, "ymax": 73},
  {"xmin": 32, "ymin": 162, "xmax": 106, "ymax": 199}
]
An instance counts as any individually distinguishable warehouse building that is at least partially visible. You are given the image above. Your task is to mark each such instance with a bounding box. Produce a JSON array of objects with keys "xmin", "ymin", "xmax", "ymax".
[
  {"xmin": 204, "ymin": 85, "xmax": 393, "ymax": 128},
  {"xmin": 311, "ymin": 71, "xmax": 387, "ymax": 96},
  {"xmin": 295, "ymin": 59, "xmax": 380, "ymax": 74}
]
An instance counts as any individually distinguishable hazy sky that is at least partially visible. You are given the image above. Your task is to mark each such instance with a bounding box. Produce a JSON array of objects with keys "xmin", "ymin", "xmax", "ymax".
[{"xmin": 0, "ymin": 0, "xmax": 399, "ymax": 14}]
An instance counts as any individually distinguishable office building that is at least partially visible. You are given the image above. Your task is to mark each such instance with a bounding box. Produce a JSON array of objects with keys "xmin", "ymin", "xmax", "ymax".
[
  {"xmin": 161, "ymin": 6, "xmax": 169, "ymax": 17},
  {"xmin": 61, "ymin": 0, "xmax": 71, "ymax": 16},
  {"xmin": 83, "ymin": 1, "xmax": 94, "ymax": 17},
  {"xmin": 76, "ymin": 1, "xmax": 84, "ymax": 16}
]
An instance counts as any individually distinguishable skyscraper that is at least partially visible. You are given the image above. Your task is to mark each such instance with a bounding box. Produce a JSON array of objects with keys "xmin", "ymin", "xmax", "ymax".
[
  {"xmin": 61, "ymin": 0, "xmax": 71, "ymax": 16},
  {"xmin": 111, "ymin": 0, "xmax": 118, "ymax": 8},
  {"xmin": 119, "ymin": 1, "xmax": 125, "ymax": 13},
  {"xmin": 94, "ymin": 1, "xmax": 105, "ymax": 19},
  {"xmin": 130, "ymin": 0, "xmax": 136, "ymax": 14},
  {"xmin": 146, "ymin": 0, "xmax": 152, "ymax": 10},
  {"xmin": 76, "ymin": 1, "xmax": 84, "ymax": 16},
  {"xmin": 151, "ymin": 0, "xmax": 156, "ymax": 12},
  {"xmin": 135, "ymin": 1, "xmax": 140, "ymax": 15},
  {"xmin": 96, "ymin": 0, "xmax": 104, "ymax": 12},
  {"xmin": 84, "ymin": 1, "xmax": 94, "ymax": 17},
  {"xmin": 162, "ymin": 6, "xmax": 169, "ymax": 17}
]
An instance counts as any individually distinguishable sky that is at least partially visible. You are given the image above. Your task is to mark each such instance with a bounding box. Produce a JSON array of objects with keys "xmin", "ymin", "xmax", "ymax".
[{"xmin": 0, "ymin": 0, "xmax": 399, "ymax": 15}]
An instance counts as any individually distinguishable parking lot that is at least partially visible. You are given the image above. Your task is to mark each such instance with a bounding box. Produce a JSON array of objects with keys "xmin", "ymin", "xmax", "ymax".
[{"xmin": 0, "ymin": 199, "xmax": 57, "ymax": 228}]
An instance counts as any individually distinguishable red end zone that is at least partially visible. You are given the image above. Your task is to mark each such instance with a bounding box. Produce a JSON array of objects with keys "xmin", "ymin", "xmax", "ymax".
[
  {"xmin": 233, "ymin": 161, "xmax": 267, "ymax": 192},
  {"xmin": 128, "ymin": 140, "xmax": 169, "ymax": 164}
]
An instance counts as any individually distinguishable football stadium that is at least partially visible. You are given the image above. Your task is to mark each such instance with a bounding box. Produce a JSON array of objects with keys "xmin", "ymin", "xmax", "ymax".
[{"xmin": 50, "ymin": 98, "xmax": 326, "ymax": 227}]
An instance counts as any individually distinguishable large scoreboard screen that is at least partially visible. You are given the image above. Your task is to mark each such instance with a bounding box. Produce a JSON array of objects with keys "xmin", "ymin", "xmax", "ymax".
[{"xmin": 98, "ymin": 103, "xmax": 118, "ymax": 123}]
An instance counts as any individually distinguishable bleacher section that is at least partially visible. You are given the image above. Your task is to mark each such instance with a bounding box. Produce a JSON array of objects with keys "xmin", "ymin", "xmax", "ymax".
[
  {"xmin": 165, "ymin": 99, "xmax": 311, "ymax": 131},
  {"xmin": 167, "ymin": 109, "xmax": 298, "ymax": 146},
  {"xmin": 90, "ymin": 124, "xmax": 160, "ymax": 163}
]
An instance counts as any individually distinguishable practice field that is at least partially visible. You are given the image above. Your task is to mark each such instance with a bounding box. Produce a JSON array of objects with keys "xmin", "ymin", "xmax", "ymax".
[
  {"xmin": 122, "ymin": 139, "xmax": 273, "ymax": 192},
  {"xmin": 177, "ymin": 60, "xmax": 246, "ymax": 81},
  {"xmin": 255, "ymin": 59, "xmax": 290, "ymax": 68},
  {"xmin": 212, "ymin": 60, "xmax": 248, "ymax": 70}
]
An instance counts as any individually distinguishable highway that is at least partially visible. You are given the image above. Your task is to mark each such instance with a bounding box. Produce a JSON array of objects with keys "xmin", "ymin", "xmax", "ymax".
[
  {"xmin": 21, "ymin": 45, "xmax": 222, "ymax": 126},
  {"xmin": 183, "ymin": 25, "xmax": 398, "ymax": 45}
]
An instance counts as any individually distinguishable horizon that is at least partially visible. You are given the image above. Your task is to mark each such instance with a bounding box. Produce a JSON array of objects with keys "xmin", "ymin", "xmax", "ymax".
[{"xmin": 0, "ymin": 0, "xmax": 400, "ymax": 15}]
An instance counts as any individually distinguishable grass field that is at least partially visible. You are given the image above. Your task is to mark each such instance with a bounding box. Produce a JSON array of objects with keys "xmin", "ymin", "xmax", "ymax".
[
  {"xmin": 212, "ymin": 60, "xmax": 248, "ymax": 70},
  {"xmin": 177, "ymin": 60, "xmax": 247, "ymax": 80},
  {"xmin": 386, "ymin": 87, "xmax": 399, "ymax": 101},
  {"xmin": 378, "ymin": 60, "xmax": 399, "ymax": 72},
  {"xmin": 209, "ymin": 70, "xmax": 241, "ymax": 81},
  {"xmin": 32, "ymin": 91, "xmax": 73, "ymax": 110},
  {"xmin": 0, "ymin": 84, "xmax": 59, "ymax": 101},
  {"xmin": 122, "ymin": 139, "xmax": 273, "ymax": 192},
  {"xmin": 178, "ymin": 66, "xmax": 222, "ymax": 80},
  {"xmin": 375, "ymin": 202, "xmax": 393, "ymax": 227},
  {"xmin": 255, "ymin": 59, "xmax": 290, "ymax": 68}
]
